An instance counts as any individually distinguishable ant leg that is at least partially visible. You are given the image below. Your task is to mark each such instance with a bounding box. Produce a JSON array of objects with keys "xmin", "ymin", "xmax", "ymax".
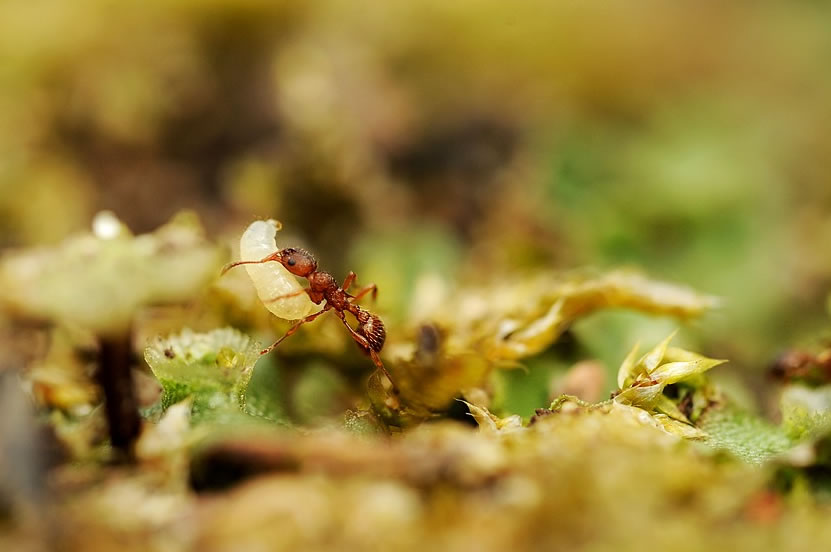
[
  {"xmin": 334, "ymin": 311, "xmax": 398, "ymax": 393},
  {"xmin": 342, "ymin": 271, "xmax": 377, "ymax": 302},
  {"xmin": 261, "ymin": 307, "xmax": 330, "ymax": 355},
  {"xmin": 350, "ymin": 284, "xmax": 378, "ymax": 303},
  {"xmin": 341, "ymin": 271, "xmax": 357, "ymax": 291},
  {"xmin": 367, "ymin": 348, "xmax": 397, "ymax": 393},
  {"xmin": 263, "ymin": 288, "xmax": 308, "ymax": 304}
]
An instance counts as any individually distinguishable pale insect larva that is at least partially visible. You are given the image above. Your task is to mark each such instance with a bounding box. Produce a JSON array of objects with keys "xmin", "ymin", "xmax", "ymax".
[{"xmin": 239, "ymin": 219, "xmax": 315, "ymax": 320}]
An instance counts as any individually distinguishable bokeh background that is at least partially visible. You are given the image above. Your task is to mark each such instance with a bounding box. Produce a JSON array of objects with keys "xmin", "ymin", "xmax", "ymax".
[{"xmin": 3, "ymin": 0, "xmax": 831, "ymax": 415}]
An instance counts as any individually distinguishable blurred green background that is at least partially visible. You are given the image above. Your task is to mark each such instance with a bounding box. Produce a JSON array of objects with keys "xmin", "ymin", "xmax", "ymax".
[{"xmin": 2, "ymin": 0, "xmax": 831, "ymax": 413}]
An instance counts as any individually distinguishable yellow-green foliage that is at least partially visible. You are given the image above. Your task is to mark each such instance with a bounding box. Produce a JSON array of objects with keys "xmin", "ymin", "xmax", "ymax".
[
  {"xmin": 0, "ymin": 211, "xmax": 223, "ymax": 335},
  {"xmin": 145, "ymin": 328, "xmax": 260, "ymax": 418},
  {"xmin": 4, "ymin": 1, "xmax": 831, "ymax": 550}
]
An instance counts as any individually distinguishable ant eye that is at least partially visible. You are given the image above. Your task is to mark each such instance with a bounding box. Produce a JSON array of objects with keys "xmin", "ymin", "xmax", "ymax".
[{"xmin": 287, "ymin": 258, "xmax": 296, "ymax": 266}]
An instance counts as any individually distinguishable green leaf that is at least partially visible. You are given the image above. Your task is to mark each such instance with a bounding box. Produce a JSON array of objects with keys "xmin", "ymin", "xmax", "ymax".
[
  {"xmin": 243, "ymin": 356, "xmax": 289, "ymax": 423},
  {"xmin": 696, "ymin": 405, "xmax": 792, "ymax": 465},
  {"xmin": 144, "ymin": 328, "xmax": 261, "ymax": 422},
  {"xmin": 615, "ymin": 382, "xmax": 664, "ymax": 410},
  {"xmin": 649, "ymin": 358, "xmax": 726, "ymax": 385},
  {"xmin": 663, "ymin": 346, "xmax": 712, "ymax": 363},
  {"xmin": 616, "ymin": 340, "xmax": 641, "ymax": 389},
  {"xmin": 653, "ymin": 393, "xmax": 691, "ymax": 423}
]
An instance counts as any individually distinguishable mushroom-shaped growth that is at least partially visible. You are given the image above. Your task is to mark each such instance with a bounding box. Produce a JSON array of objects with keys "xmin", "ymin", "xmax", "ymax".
[{"xmin": 0, "ymin": 210, "xmax": 224, "ymax": 456}]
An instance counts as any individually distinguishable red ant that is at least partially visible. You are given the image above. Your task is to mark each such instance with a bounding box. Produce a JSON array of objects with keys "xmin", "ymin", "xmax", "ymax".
[{"xmin": 222, "ymin": 247, "xmax": 398, "ymax": 392}]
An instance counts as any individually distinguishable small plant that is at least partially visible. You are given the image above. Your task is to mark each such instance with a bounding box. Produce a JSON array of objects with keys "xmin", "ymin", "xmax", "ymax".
[
  {"xmin": 0, "ymin": 210, "xmax": 223, "ymax": 456},
  {"xmin": 144, "ymin": 328, "xmax": 260, "ymax": 421}
]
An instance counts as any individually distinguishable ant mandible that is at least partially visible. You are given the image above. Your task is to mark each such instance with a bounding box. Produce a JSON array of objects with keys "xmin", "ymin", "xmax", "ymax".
[{"xmin": 222, "ymin": 247, "xmax": 398, "ymax": 393}]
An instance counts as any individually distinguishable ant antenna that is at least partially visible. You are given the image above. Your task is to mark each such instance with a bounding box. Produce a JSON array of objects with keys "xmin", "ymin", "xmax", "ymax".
[{"xmin": 220, "ymin": 256, "xmax": 278, "ymax": 276}]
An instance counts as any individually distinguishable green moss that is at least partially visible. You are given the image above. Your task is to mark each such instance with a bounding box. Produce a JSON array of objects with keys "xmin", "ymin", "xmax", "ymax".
[
  {"xmin": 698, "ymin": 406, "xmax": 792, "ymax": 465},
  {"xmin": 243, "ymin": 356, "xmax": 289, "ymax": 423},
  {"xmin": 144, "ymin": 327, "xmax": 261, "ymax": 422}
]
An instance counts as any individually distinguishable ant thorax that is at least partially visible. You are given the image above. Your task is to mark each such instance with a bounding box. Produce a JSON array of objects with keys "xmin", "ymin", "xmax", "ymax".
[
  {"xmin": 298, "ymin": 271, "xmax": 330, "ymax": 305},
  {"xmin": 310, "ymin": 271, "xmax": 336, "ymax": 291}
]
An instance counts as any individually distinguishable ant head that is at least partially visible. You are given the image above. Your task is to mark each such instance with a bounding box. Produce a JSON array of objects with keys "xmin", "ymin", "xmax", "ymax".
[{"xmin": 278, "ymin": 248, "xmax": 317, "ymax": 277}]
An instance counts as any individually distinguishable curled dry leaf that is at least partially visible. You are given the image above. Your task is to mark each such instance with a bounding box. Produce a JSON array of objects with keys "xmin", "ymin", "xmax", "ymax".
[
  {"xmin": 423, "ymin": 270, "xmax": 717, "ymax": 362},
  {"xmin": 379, "ymin": 271, "xmax": 718, "ymax": 425}
]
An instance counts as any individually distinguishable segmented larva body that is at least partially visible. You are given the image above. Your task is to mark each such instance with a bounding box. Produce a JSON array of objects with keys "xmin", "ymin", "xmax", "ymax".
[{"xmin": 239, "ymin": 220, "xmax": 315, "ymax": 320}]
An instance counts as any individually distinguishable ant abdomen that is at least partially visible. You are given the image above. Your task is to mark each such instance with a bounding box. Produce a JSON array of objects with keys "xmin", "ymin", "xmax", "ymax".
[{"xmin": 356, "ymin": 309, "xmax": 386, "ymax": 353}]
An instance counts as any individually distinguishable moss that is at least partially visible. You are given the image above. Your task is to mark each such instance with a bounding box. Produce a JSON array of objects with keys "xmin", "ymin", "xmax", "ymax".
[{"xmin": 144, "ymin": 328, "xmax": 260, "ymax": 422}]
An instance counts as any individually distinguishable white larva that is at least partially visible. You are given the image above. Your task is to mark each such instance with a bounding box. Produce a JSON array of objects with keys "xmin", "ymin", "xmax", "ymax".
[{"xmin": 239, "ymin": 219, "xmax": 315, "ymax": 320}]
